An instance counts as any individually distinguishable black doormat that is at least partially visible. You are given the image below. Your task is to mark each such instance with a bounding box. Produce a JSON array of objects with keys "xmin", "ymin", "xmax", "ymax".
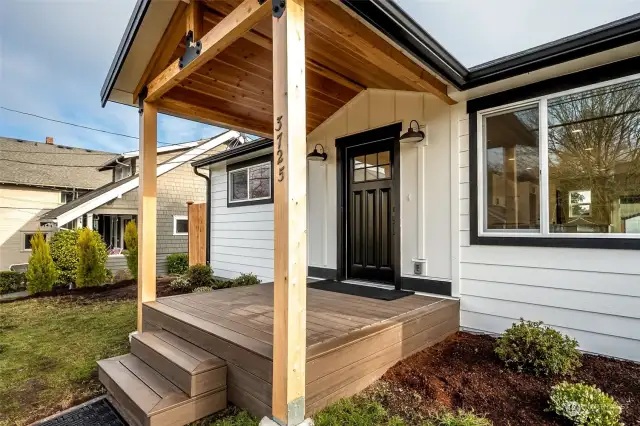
[
  {"xmin": 37, "ymin": 398, "xmax": 126, "ymax": 426},
  {"xmin": 309, "ymin": 280, "xmax": 414, "ymax": 301}
]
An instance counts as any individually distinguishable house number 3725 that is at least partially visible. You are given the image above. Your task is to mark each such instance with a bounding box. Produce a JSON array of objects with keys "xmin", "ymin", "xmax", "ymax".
[{"xmin": 275, "ymin": 115, "xmax": 285, "ymax": 182}]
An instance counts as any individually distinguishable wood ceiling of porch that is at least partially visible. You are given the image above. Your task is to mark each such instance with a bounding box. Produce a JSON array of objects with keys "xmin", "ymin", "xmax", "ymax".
[{"xmin": 145, "ymin": 0, "xmax": 452, "ymax": 137}]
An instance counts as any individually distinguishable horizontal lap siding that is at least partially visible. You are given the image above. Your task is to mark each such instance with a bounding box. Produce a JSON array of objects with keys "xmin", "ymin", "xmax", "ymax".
[
  {"xmin": 456, "ymin": 104, "xmax": 640, "ymax": 361},
  {"xmin": 210, "ymin": 166, "xmax": 274, "ymax": 281}
]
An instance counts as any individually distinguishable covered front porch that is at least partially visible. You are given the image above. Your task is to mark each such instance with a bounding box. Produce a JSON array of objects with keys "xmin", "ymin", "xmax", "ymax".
[
  {"xmin": 99, "ymin": 0, "xmax": 458, "ymax": 424},
  {"xmin": 142, "ymin": 282, "xmax": 458, "ymax": 418}
]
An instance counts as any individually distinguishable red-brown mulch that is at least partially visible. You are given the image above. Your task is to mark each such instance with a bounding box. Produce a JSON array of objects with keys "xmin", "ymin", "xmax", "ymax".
[
  {"xmin": 380, "ymin": 332, "xmax": 640, "ymax": 426},
  {"xmin": 0, "ymin": 277, "xmax": 185, "ymax": 304}
]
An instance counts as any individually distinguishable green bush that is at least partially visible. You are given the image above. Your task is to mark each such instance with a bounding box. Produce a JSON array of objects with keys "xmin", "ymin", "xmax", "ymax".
[
  {"xmin": 549, "ymin": 382, "xmax": 622, "ymax": 426},
  {"xmin": 169, "ymin": 275, "xmax": 192, "ymax": 291},
  {"xmin": 186, "ymin": 264, "xmax": 214, "ymax": 288},
  {"xmin": 314, "ymin": 397, "xmax": 405, "ymax": 426},
  {"xmin": 0, "ymin": 271, "xmax": 26, "ymax": 294},
  {"xmin": 26, "ymin": 231, "xmax": 57, "ymax": 294},
  {"xmin": 426, "ymin": 410, "xmax": 493, "ymax": 426},
  {"xmin": 75, "ymin": 228, "xmax": 108, "ymax": 288},
  {"xmin": 230, "ymin": 273, "xmax": 261, "ymax": 287},
  {"xmin": 495, "ymin": 319, "xmax": 581, "ymax": 376},
  {"xmin": 49, "ymin": 229, "xmax": 80, "ymax": 286},
  {"xmin": 124, "ymin": 221, "xmax": 138, "ymax": 280},
  {"xmin": 192, "ymin": 286, "xmax": 213, "ymax": 293},
  {"xmin": 167, "ymin": 253, "xmax": 189, "ymax": 275}
]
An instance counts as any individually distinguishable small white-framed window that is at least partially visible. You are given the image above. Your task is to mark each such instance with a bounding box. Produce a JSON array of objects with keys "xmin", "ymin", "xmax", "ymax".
[
  {"xmin": 477, "ymin": 73, "xmax": 640, "ymax": 240},
  {"xmin": 23, "ymin": 232, "xmax": 47, "ymax": 251},
  {"xmin": 173, "ymin": 216, "xmax": 188, "ymax": 236},
  {"xmin": 228, "ymin": 161, "xmax": 272, "ymax": 205}
]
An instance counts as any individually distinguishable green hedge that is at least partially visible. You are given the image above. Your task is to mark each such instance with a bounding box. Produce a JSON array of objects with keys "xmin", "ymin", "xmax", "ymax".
[
  {"xmin": 75, "ymin": 228, "xmax": 108, "ymax": 288},
  {"xmin": 49, "ymin": 229, "xmax": 80, "ymax": 286},
  {"xmin": 167, "ymin": 253, "xmax": 189, "ymax": 275},
  {"xmin": 0, "ymin": 271, "xmax": 26, "ymax": 294}
]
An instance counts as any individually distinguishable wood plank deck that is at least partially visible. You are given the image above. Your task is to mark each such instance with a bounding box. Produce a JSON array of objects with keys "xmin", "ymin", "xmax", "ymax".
[{"xmin": 143, "ymin": 282, "xmax": 459, "ymax": 418}]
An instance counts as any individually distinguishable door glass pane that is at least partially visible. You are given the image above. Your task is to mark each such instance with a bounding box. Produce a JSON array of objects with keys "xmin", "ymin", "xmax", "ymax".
[
  {"xmin": 484, "ymin": 105, "xmax": 540, "ymax": 231},
  {"xmin": 354, "ymin": 168, "xmax": 365, "ymax": 182},
  {"xmin": 365, "ymin": 167, "xmax": 378, "ymax": 181},
  {"xmin": 378, "ymin": 151, "xmax": 390, "ymax": 165},
  {"xmin": 365, "ymin": 154, "xmax": 377, "ymax": 167},
  {"xmin": 548, "ymin": 79, "xmax": 640, "ymax": 234},
  {"xmin": 354, "ymin": 155, "xmax": 365, "ymax": 169},
  {"xmin": 378, "ymin": 164, "xmax": 391, "ymax": 179}
]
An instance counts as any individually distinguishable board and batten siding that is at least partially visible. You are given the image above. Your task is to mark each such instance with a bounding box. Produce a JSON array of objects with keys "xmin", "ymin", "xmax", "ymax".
[
  {"xmin": 210, "ymin": 163, "xmax": 274, "ymax": 282},
  {"xmin": 306, "ymin": 89, "xmax": 452, "ymax": 282},
  {"xmin": 454, "ymin": 102, "xmax": 640, "ymax": 361}
]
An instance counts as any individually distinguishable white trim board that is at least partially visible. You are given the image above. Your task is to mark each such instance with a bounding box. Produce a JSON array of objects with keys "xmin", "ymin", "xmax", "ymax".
[{"xmin": 55, "ymin": 131, "xmax": 239, "ymax": 225}]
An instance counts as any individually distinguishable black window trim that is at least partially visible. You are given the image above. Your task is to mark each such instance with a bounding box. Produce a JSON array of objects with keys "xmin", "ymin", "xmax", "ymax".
[
  {"xmin": 226, "ymin": 154, "xmax": 274, "ymax": 208},
  {"xmin": 469, "ymin": 57, "xmax": 640, "ymax": 250}
]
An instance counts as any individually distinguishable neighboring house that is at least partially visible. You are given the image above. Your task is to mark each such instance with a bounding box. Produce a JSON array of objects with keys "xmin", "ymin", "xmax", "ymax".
[
  {"xmin": 40, "ymin": 131, "xmax": 242, "ymax": 275},
  {"xmin": 189, "ymin": 21, "xmax": 640, "ymax": 362},
  {"xmin": 0, "ymin": 137, "xmax": 114, "ymax": 270}
]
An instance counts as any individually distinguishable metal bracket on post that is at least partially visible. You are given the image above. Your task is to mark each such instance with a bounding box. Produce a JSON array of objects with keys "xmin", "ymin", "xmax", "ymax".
[
  {"xmin": 272, "ymin": 0, "xmax": 285, "ymax": 18},
  {"xmin": 179, "ymin": 30, "xmax": 202, "ymax": 70},
  {"xmin": 138, "ymin": 86, "xmax": 148, "ymax": 115}
]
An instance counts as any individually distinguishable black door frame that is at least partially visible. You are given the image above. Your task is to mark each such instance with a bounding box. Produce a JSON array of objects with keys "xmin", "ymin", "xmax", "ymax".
[{"xmin": 335, "ymin": 122, "xmax": 402, "ymax": 290}]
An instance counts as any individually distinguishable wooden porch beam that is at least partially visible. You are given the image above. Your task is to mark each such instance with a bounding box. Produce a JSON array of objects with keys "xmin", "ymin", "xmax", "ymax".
[
  {"xmin": 271, "ymin": 0, "xmax": 308, "ymax": 424},
  {"xmin": 137, "ymin": 100, "xmax": 158, "ymax": 332},
  {"xmin": 186, "ymin": 0, "xmax": 204, "ymax": 40},
  {"xmin": 133, "ymin": 2, "xmax": 188, "ymax": 104},
  {"xmin": 146, "ymin": 0, "xmax": 270, "ymax": 102}
]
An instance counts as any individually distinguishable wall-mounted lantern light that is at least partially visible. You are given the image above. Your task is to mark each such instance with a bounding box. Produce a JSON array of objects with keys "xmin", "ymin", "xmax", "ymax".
[
  {"xmin": 400, "ymin": 120, "xmax": 425, "ymax": 143},
  {"xmin": 307, "ymin": 144, "xmax": 328, "ymax": 161}
]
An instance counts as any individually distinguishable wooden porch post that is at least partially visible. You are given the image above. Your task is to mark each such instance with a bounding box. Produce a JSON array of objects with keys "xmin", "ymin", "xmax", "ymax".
[
  {"xmin": 137, "ymin": 100, "xmax": 158, "ymax": 332},
  {"xmin": 271, "ymin": 0, "xmax": 308, "ymax": 424}
]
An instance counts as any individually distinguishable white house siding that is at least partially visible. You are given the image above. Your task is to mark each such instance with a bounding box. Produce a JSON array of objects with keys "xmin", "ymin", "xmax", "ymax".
[
  {"xmin": 306, "ymin": 89, "xmax": 452, "ymax": 282},
  {"xmin": 210, "ymin": 161, "xmax": 274, "ymax": 282},
  {"xmin": 0, "ymin": 186, "xmax": 61, "ymax": 270},
  {"xmin": 454, "ymin": 102, "xmax": 640, "ymax": 361}
]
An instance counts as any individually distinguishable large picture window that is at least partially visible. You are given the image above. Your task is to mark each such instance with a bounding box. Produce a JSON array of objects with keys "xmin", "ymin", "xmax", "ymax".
[
  {"xmin": 478, "ymin": 76, "xmax": 640, "ymax": 239},
  {"xmin": 227, "ymin": 157, "xmax": 273, "ymax": 207}
]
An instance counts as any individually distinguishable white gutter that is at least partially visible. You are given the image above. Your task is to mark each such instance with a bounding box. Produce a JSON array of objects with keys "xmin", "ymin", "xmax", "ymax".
[{"xmin": 55, "ymin": 131, "xmax": 239, "ymax": 226}]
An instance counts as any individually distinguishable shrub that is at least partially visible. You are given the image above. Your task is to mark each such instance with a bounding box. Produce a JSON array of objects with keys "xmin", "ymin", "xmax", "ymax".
[
  {"xmin": 426, "ymin": 410, "xmax": 493, "ymax": 426},
  {"xmin": 105, "ymin": 269, "xmax": 114, "ymax": 283},
  {"xmin": 75, "ymin": 228, "xmax": 108, "ymax": 288},
  {"xmin": 123, "ymin": 221, "xmax": 138, "ymax": 280},
  {"xmin": 186, "ymin": 264, "xmax": 214, "ymax": 288},
  {"xmin": 549, "ymin": 382, "xmax": 622, "ymax": 426},
  {"xmin": 192, "ymin": 286, "xmax": 213, "ymax": 293},
  {"xmin": 113, "ymin": 269, "xmax": 133, "ymax": 282},
  {"xmin": 167, "ymin": 253, "xmax": 189, "ymax": 275},
  {"xmin": 26, "ymin": 231, "xmax": 57, "ymax": 294},
  {"xmin": 0, "ymin": 271, "xmax": 26, "ymax": 294},
  {"xmin": 170, "ymin": 275, "xmax": 192, "ymax": 291},
  {"xmin": 49, "ymin": 229, "xmax": 80, "ymax": 286},
  {"xmin": 495, "ymin": 319, "xmax": 581, "ymax": 376},
  {"xmin": 314, "ymin": 397, "xmax": 405, "ymax": 426},
  {"xmin": 230, "ymin": 273, "xmax": 261, "ymax": 288}
]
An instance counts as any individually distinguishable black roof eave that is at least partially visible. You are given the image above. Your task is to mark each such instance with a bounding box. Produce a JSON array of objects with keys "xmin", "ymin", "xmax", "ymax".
[
  {"xmin": 192, "ymin": 139, "xmax": 274, "ymax": 168},
  {"xmin": 100, "ymin": 0, "xmax": 640, "ymax": 105}
]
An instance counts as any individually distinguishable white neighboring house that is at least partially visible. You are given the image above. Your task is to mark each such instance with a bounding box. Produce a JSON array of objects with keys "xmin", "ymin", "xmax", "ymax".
[
  {"xmin": 0, "ymin": 137, "xmax": 115, "ymax": 271},
  {"xmin": 190, "ymin": 19, "xmax": 640, "ymax": 361},
  {"xmin": 40, "ymin": 131, "xmax": 242, "ymax": 275}
]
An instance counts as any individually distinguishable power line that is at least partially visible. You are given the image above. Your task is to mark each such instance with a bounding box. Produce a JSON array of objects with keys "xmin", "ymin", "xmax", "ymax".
[
  {"xmin": 0, "ymin": 154, "xmax": 216, "ymax": 168},
  {"xmin": 0, "ymin": 105, "xmax": 189, "ymax": 147}
]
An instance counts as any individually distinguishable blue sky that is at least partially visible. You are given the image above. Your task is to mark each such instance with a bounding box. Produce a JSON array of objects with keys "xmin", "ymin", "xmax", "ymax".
[{"xmin": 1, "ymin": 0, "xmax": 639, "ymax": 154}]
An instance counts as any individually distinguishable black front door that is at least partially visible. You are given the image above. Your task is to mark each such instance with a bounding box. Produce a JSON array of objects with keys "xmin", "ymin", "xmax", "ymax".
[{"xmin": 347, "ymin": 139, "xmax": 395, "ymax": 283}]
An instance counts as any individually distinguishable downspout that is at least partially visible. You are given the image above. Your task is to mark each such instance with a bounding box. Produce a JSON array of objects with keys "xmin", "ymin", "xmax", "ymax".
[{"xmin": 193, "ymin": 166, "xmax": 211, "ymax": 265}]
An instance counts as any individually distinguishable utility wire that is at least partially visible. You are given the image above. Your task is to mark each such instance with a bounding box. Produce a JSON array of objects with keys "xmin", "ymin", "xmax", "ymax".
[
  {"xmin": 0, "ymin": 106, "xmax": 220, "ymax": 148},
  {"xmin": 0, "ymin": 154, "xmax": 216, "ymax": 168}
]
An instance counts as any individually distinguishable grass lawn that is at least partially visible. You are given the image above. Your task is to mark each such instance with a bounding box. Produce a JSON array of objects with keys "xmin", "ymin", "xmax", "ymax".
[{"xmin": 0, "ymin": 296, "xmax": 136, "ymax": 426}]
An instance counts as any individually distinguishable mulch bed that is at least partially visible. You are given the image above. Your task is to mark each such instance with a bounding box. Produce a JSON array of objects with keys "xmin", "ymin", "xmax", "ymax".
[
  {"xmin": 0, "ymin": 277, "xmax": 184, "ymax": 304},
  {"xmin": 380, "ymin": 332, "xmax": 640, "ymax": 425}
]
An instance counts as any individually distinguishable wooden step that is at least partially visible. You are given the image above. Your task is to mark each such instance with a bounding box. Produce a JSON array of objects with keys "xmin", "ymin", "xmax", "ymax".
[
  {"xmin": 98, "ymin": 354, "xmax": 226, "ymax": 426},
  {"xmin": 131, "ymin": 331, "xmax": 227, "ymax": 397}
]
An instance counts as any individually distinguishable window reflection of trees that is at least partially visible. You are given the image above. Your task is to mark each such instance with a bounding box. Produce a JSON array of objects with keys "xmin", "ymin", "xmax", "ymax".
[
  {"xmin": 548, "ymin": 80, "xmax": 640, "ymax": 233},
  {"xmin": 249, "ymin": 163, "xmax": 271, "ymax": 199}
]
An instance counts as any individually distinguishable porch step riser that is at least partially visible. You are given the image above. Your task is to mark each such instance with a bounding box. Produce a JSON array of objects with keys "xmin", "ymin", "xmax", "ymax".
[{"xmin": 131, "ymin": 334, "xmax": 227, "ymax": 397}]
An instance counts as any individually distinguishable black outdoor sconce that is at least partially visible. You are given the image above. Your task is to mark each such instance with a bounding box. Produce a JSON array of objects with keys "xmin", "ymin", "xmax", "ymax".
[
  {"xmin": 400, "ymin": 120, "xmax": 426, "ymax": 143},
  {"xmin": 307, "ymin": 143, "xmax": 328, "ymax": 161}
]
